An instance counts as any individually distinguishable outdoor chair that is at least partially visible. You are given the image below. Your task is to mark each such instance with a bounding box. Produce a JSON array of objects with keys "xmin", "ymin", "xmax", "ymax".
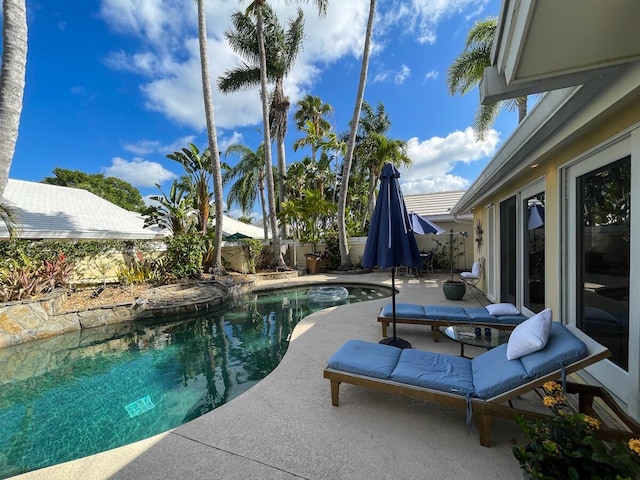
[
  {"xmin": 377, "ymin": 302, "xmax": 527, "ymax": 340},
  {"xmin": 324, "ymin": 319, "xmax": 612, "ymax": 447},
  {"xmin": 459, "ymin": 256, "xmax": 485, "ymax": 291}
]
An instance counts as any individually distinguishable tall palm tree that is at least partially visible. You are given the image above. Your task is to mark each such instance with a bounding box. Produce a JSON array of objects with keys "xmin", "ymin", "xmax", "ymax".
[
  {"xmin": 167, "ymin": 144, "xmax": 212, "ymax": 235},
  {"xmin": 337, "ymin": 0, "xmax": 376, "ymax": 269},
  {"xmin": 223, "ymin": 143, "xmax": 269, "ymax": 240},
  {"xmin": 359, "ymin": 133, "xmax": 411, "ymax": 222},
  {"xmin": 0, "ymin": 0, "xmax": 28, "ymax": 237},
  {"xmin": 293, "ymin": 95, "xmax": 333, "ymax": 162},
  {"xmin": 245, "ymin": 0, "xmax": 327, "ymax": 269},
  {"xmin": 294, "ymin": 95, "xmax": 332, "ymax": 136},
  {"xmin": 447, "ymin": 16, "xmax": 527, "ymax": 141},
  {"xmin": 196, "ymin": 0, "xmax": 225, "ymax": 274},
  {"xmin": 219, "ymin": 6, "xmax": 304, "ymax": 233}
]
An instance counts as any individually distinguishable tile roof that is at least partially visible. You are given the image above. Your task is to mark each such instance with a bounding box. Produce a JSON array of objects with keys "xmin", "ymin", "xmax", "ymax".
[
  {"xmin": 0, "ymin": 179, "xmax": 167, "ymax": 240},
  {"xmin": 403, "ymin": 191, "xmax": 470, "ymax": 221}
]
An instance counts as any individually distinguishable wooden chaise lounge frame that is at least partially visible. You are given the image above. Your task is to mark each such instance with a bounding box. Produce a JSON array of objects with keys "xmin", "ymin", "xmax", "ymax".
[{"xmin": 323, "ymin": 328, "xmax": 623, "ymax": 447}]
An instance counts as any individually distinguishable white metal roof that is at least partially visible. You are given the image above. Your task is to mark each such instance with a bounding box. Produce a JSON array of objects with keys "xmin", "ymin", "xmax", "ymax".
[
  {"xmin": 0, "ymin": 179, "xmax": 167, "ymax": 240},
  {"xmin": 216, "ymin": 215, "xmax": 265, "ymax": 240},
  {"xmin": 404, "ymin": 191, "xmax": 472, "ymax": 222}
]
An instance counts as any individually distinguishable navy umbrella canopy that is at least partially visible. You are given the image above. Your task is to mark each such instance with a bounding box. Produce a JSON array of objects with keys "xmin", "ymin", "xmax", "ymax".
[
  {"xmin": 362, "ymin": 163, "xmax": 423, "ymax": 349},
  {"xmin": 408, "ymin": 212, "xmax": 445, "ymax": 235}
]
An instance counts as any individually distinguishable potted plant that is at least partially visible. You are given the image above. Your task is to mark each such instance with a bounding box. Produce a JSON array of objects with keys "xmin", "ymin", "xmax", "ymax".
[
  {"xmin": 441, "ymin": 230, "xmax": 466, "ymax": 300},
  {"xmin": 513, "ymin": 381, "xmax": 640, "ymax": 479}
]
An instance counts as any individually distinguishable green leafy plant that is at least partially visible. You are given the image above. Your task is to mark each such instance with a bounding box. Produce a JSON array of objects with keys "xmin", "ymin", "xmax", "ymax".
[
  {"xmin": 116, "ymin": 250, "xmax": 157, "ymax": 285},
  {"xmin": 239, "ymin": 239, "xmax": 264, "ymax": 274},
  {"xmin": 513, "ymin": 381, "xmax": 640, "ymax": 479},
  {"xmin": 162, "ymin": 233, "xmax": 206, "ymax": 280},
  {"xmin": 320, "ymin": 231, "xmax": 341, "ymax": 270}
]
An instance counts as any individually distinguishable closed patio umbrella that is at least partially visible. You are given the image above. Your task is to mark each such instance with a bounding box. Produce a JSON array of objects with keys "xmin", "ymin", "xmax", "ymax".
[{"xmin": 362, "ymin": 163, "xmax": 423, "ymax": 349}]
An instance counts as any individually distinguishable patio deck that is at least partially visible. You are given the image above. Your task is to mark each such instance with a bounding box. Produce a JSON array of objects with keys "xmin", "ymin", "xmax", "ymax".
[{"xmin": 13, "ymin": 272, "xmax": 527, "ymax": 480}]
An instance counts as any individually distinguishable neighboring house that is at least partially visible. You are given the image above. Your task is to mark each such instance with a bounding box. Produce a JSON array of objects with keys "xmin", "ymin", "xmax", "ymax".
[
  {"xmin": 0, "ymin": 179, "xmax": 166, "ymax": 240},
  {"xmin": 405, "ymin": 191, "xmax": 473, "ymax": 270},
  {"xmin": 215, "ymin": 215, "xmax": 265, "ymax": 240},
  {"xmin": 451, "ymin": 2, "xmax": 640, "ymax": 416}
]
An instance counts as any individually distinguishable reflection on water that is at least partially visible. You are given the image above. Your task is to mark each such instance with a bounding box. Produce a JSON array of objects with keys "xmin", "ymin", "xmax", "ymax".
[{"xmin": 0, "ymin": 284, "xmax": 390, "ymax": 478}]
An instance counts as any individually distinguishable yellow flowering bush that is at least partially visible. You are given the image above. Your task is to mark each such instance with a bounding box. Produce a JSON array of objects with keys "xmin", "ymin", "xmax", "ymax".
[{"xmin": 513, "ymin": 381, "xmax": 640, "ymax": 479}]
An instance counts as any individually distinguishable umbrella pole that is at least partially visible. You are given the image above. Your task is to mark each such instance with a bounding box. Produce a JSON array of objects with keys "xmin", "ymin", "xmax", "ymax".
[
  {"xmin": 392, "ymin": 267, "xmax": 397, "ymax": 339},
  {"xmin": 379, "ymin": 267, "xmax": 411, "ymax": 349}
]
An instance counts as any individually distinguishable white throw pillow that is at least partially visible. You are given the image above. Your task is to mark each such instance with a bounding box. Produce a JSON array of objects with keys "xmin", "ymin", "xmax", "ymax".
[
  {"xmin": 506, "ymin": 308, "xmax": 553, "ymax": 360},
  {"xmin": 485, "ymin": 303, "xmax": 520, "ymax": 316}
]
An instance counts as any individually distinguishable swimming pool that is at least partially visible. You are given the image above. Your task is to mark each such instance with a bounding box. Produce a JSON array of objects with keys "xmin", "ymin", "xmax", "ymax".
[{"xmin": 0, "ymin": 283, "xmax": 390, "ymax": 478}]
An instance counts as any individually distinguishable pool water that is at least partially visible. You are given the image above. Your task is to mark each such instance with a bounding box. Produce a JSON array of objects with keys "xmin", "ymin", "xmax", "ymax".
[{"xmin": 0, "ymin": 283, "xmax": 390, "ymax": 478}]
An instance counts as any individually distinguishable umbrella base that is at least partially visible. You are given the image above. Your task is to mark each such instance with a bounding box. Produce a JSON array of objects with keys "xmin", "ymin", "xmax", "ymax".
[{"xmin": 379, "ymin": 337, "xmax": 412, "ymax": 349}]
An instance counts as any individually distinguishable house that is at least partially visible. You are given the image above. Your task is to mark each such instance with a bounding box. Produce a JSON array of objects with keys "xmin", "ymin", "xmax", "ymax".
[
  {"xmin": 405, "ymin": 191, "xmax": 473, "ymax": 270},
  {"xmin": 451, "ymin": 1, "xmax": 640, "ymax": 417},
  {"xmin": 215, "ymin": 214, "xmax": 265, "ymax": 240},
  {"xmin": 0, "ymin": 179, "xmax": 166, "ymax": 240}
]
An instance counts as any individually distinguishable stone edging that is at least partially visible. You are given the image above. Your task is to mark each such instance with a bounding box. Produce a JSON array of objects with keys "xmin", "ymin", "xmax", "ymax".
[{"xmin": 0, "ymin": 280, "xmax": 259, "ymax": 350}]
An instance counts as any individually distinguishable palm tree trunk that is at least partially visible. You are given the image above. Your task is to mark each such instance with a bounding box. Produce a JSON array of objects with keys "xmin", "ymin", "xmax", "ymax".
[
  {"xmin": 517, "ymin": 96, "xmax": 528, "ymax": 123},
  {"xmin": 0, "ymin": 0, "xmax": 28, "ymax": 198},
  {"xmin": 259, "ymin": 184, "xmax": 268, "ymax": 240},
  {"xmin": 196, "ymin": 0, "xmax": 225, "ymax": 273},
  {"xmin": 337, "ymin": 0, "xmax": 376, "ymax": 269},
  {"xmin": 256, "ymin": 3, "xmax": 286, "ymax": 268},
  {"xmin": 276, "ymin": 136, "xmax": 288, "ymax": 238}
]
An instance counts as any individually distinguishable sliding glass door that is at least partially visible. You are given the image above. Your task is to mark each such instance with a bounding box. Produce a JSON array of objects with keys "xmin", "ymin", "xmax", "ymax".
[{"xmin": 576, "ymin": 157, "xmax": 630, "ymax": 370}]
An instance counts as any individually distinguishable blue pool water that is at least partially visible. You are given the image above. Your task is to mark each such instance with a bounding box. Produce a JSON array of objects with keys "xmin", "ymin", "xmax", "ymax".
[{"xmin": 0, "ymin": 283, "xmax": 390, "ymax": 478}]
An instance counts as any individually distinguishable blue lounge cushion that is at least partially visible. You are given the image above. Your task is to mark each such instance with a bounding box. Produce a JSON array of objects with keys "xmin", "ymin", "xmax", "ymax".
[
  {"xmin": 520, "ymin": 322, "xmax": 588, "ymax": 378},
  {"xmin": 382, "ymin": 303, "xmax": 427, "ymax": 319},
  {"xmin": 424, "ymin": 305, "xmax": 470, "ymax": 322},
  {"xmin": 495, "ymin": 314, "xmax": 528, "ymax": 325},
  {"xmin": 471, "ymin": 345, "xmax": 529, "ymax": 399},
  {"xmin": 380, "ymin": 304, "xmax": 529, "ymax": 329},
  {"xmin": 463, "ymin": 307, "xmax": 497, "ymax": 323},
  {"xmin": 327, "ymin": 339, "xmax": 400, "ymax": 379},
  {"xmin": 390, "ymin": 349, "xmax": 474, "ymax": 395}
]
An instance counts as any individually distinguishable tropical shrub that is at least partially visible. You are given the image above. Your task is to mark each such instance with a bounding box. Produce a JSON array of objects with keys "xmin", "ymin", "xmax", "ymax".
[
  {"xmin": 162, "ymin": 233, "xmax": 205, "ymax": 279},
  {"xmin": 116, "ymin": 250, "xmax": 157, "ymax": 285},
  {"xmin": 0, "ymin": 252, "xmax": 73, "ymax": 302},
  {"xmin": 513, "ymin": 381, "xmax": 640, "ymax": 479}
]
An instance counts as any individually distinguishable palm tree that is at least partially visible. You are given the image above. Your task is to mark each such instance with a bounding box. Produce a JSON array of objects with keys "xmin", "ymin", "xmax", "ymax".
[
  {"xmin": 245, "ymin": 0, "xmax": 327, "ymax": 269},
  {"xmin": 167, "ymin": 144, "xmax": 212, "ymax": 235},
  {"xmin": 0, "ymin": 0, "xmax": 28, "ymax": 237},
  {"xmin": 359, "ymin": 133, "xmax": 411, "ymax": 222},
  {"xmin": 337, "ymin": 0, "xmax": 376, "ymax": 269},
  {"xmin": 195, "ymin": 0, "xmax": 225, "ymax": 274},
  {"xmin": 447, "ymin": 16, "xmax": 527, "ymax": 141},
  {"xmin": 219, "ymin": 6, "xmax": 304, "ymax": 234},
  {"xmin": 223, "ymin": 143, "xmax": 269, "ymax": 240}
]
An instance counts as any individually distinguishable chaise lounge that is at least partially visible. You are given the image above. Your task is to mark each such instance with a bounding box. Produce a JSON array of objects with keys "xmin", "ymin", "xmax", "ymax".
[
  {"xmin": 377, "ymin": 302, "xmax": 528, "ymax": 340},
  {"xmin": 324, "ymin": 315, "xmax": 611, "ymax": 446}
]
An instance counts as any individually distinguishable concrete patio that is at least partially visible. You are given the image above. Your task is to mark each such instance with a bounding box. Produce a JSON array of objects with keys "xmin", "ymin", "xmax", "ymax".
[{"xmin": 13, "ymin": 272, "xmax": 527, "ymax": 480}]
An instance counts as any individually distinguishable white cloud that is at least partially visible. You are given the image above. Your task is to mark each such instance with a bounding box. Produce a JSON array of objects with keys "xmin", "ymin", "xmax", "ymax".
[
  {"xmin": 424, "ymin": 69, "xmax": 439, "ymax": 81},
  {"xmin": 399, "ymin": 127, "xmax": 500, "ymax": 193},
  {"xmin": 380, "ymin": 0, "xmax": 490, "ymax": 45},
  {"xmin": 102, "ymin": 157, "xmax": 177, "ymax": 187},
  {"xmin": 394, "ymin": 65, "xmax": 411, "ymax": 84},
  {"xmin": 123, "ymin": 136, "xmax": 197, "ymax": 156}
]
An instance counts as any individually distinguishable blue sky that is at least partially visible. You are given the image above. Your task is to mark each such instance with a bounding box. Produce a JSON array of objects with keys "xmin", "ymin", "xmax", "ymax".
[{"xmin": 8, "ymin": 0, "xmax": 516, "ymax": 217}]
